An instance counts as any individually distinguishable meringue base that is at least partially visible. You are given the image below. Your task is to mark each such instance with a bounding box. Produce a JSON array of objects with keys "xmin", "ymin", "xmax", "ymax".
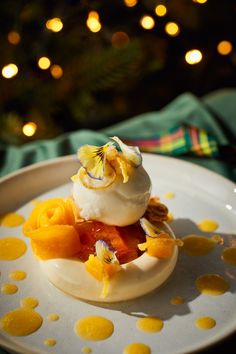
[{"xmin": 40, "ymin": 223, "xmax": 178, "ymax": 303}]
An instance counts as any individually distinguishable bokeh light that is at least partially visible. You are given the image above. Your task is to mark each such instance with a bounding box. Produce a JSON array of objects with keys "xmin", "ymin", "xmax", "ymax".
[
  {"xmin": 86, "ymin": 11, "xmax": 101, "ymax": 33},
  {"xmin": 123, "ymin": 0, "xmax": 138, "ymax": 7},
  {"xmin": 22, "ymin": 122, "xmax": 37, "ymax": 137},
  {"xmin": 38, "ymin": 57, "xmax": 51, "ymax": 70},
  {"xmin": 46, "ymin": 17, "xmax": 63, "ymax": 32},
  {"xmin": 50, "ymin": 64, "xmax": 63, "ymax": 79},
  {"xmin": 7, "ymin": 31, "xmax": 21, "ymax": 45},
  {"xmin": 140, "ymin": 15, "xmax": 155, "ymax": 30},
  {"xmin": 111, "ymin": 32, "xmax": 130, "ymax": 49},
  {"xmin": 155, "ymin": 4, "xmax": 167, "ymax": 17},
  {"xmin": 185, "ymin": 49, "xmax": 203, "ymax": 64},
  {"xmin": 2, "ymin": 63, "xmax": 18, "ymax": 78},
  {"xmin": 217, "ymin": 40, "xmax": 233, "ymax": 55},
  {"xmin": 165, "ymin": 22, "xmax": 180, "ymax": 37},
  {"xmin": 193, "ymin": 0, "xmax": 208, "ymax": 4}
]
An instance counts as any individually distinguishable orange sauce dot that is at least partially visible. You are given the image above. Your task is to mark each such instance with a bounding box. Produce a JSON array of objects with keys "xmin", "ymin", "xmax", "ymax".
[
  {"xmin": 164, "ymin": 192, "xmax": 175, "ymax": 199},
  {"xmin": 195, "ymin": 316, "xmax": 216, "ymax": 330},
  {"xmin": 47, "ymin": 313, "xmax": 60, "ymax": 321},
  {"xmin": 44, "ymin": 338, "xmax": 57, "ymax": 346},
  {"xmin": 0, "ymin": 308, "xmax": 43, "ymax": 336},
  {"xmin": 221, "ymin": 247, "xmax": 236, "ymax": 266},
  {"xmin": 9, "ymin": 270, "xmax": 27, "ymax": 281},
  {"xmin": 1, "ymin": 283, "xmax": 18, "ymax": 295},
  {"xmin": 81, "ymin": 347, "xmax": 92, "ymax": 354},
  {"xmin": 197, "ymin": 219, "xmax": 219, "ymax": 232},
  {"xmin": 74, "ymin": 315, "xmax": 114, "ymax": 341},
  {"xmin": 123, "ymin": 343, "xmax": 151, "ymax": 354},
  {"xmin": 182, "ymin": 235, "xmax": 215, "ymax": 256},
  {"xmin": 136, "ymin": 316, "xmax": 163, "ymax": 332},
  {"xmin": 0, "ymin": 237, "xmax": 27, "ymax": 260},
  {"xmin": 20, "ymin": 297, "xmax": 39, "ymax": 309},
  {"xmin": 0, "ymin": 212, "xmax": 25, "ymax": 227},
  {"xmin": 195, "ymin": 274, "xmax": 229, "ymax": 295},
  {"xmin": 170, "ymin": 296, "xmax": 185, "ymax": 305}
]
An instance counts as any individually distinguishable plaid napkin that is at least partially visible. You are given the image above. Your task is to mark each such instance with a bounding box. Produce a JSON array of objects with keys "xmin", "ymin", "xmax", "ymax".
[{"xmin": 123, "ymin": 125, "xmax": 219, "ymax": 157}]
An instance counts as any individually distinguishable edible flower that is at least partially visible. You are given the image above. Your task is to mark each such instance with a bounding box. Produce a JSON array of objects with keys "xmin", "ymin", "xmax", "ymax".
[
  {"xmin": 139, "ymin": 217, "xmax": 183, "ymax": 259},
  {"xmin": 77, "ymin": 142, "xmax": 113, "ymax": 180},
  {"xmin": 73, "ymin": 137, "xmax": 142, "ymax": 188},
  {"xmin": 85, "ymin": 240, "xmax": 121, "ymax": 298},
  {"xmin": 111, "ymin": 136, "xmax": 142, "ymax": 167},
  {"xmin": 140, "ymin": 217, "xmax": 162, "ymax": 238},
  {"xmin": 95, "ymin": 240, "xmax": 119, "ymax": 265}
]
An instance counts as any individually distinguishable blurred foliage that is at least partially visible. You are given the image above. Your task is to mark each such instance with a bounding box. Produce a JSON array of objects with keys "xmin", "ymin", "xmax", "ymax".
[{"xmin": 0, "ymin": 0, "xmax": 235, "ymax": 144}]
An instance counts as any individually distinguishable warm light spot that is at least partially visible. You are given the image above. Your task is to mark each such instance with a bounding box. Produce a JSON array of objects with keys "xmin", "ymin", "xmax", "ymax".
[
  {"xmin": 217, "ymin": 41, "xmax": 233, "ymax": 55},
  {"xmin": 88, "ymin": 11, "xmax": 99, "ymax": 20},
  {"xmin": 165, "ymin": 22, "xmax": 180, "ymax": 37},
  {"xmin": 193, "ymin": 0, "xmax": 208, "ymax": 4},
  {"xmin": 185, "ymin": 49, "xmax": 202, "ymax": 65},
  {"xmin": 50, "ymin": 64, "xmax": 63, "ymax": 79},
  {"xmin": 2, "ymin": 64, "xmax": 18, "ymax": 79},
  {"xmin": 155, "ymin": 4, "xmax": 167, "ymax": 17},
  {"xmin": 86, "ymin": 17, "xmax": 101, "ymax": 33},
  {"xmin": 111, "ymin": 32, "xmax": 130, "ymax": 49},
  {"xmin": 123, "ymin": 0, "xmax": 138, "ymax": 7},
  {"xmin": 38, "ymin": 56, "xmax": 51, "ymax": 70},
  {"xmin": 22, "ymin": 122, "xmax": 37, "ymax": 137},
  {"xmin": 8, "ymin": 31, "xmax": 21, "ymax": 45},
  {"xmin": 140, "ymin": 15, "xmax": 155, "ymax": 30},
  {"xmin": 46, "ymin": 17, "xmax": 63, "ymax": 32}
]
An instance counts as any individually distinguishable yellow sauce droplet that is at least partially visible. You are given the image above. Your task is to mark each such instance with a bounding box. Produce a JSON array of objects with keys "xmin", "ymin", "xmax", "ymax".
[
  {"xmin": 170, "ymin": 296, "xmax": 185, "ymax": 305},
  {"xmin": 74, "ymin": 315, "xmax": 114, "ymax": 341},
  {"xmin": 20, "ymin": 297, "xmax": 39, "ymax": 309},
  {"xmin": 164, "ymin": 192, "xmax": 175, "ymax": 199},
  {"xmin": 47, "ymin": 313, "xmax": 60, "ymax": 321},
  {"xmin": 211, "ymin": 234, "xmax": 224, "ymax": 244},
  {"xmin": 0, "ymin": 212, "xmax": 25, "ymax": 227},
  {"xmin": 0, "ymin": 237, "xmax": 27, "ymax": 260},
  {"xmin": 195, "ymin": 316, "xmax": 216, "ymax": 330},
  {"xmin": 197, "ymin": 219, "xmax": 219, "ymax": 232},
  {"xmin": 136, "ymin": 316, "xmax": 163, "ymax": 332},
  {"xmin": 196, "ymin": 274, "xmax": 229, "ymax": 295},
  {"xmin": 0, "ymin": 308, "xmax": 43, "ymax": 336},
  {"xmin": 182, "ymin": 235, "xmax": 215, "ymax": 256},
  {"xmin": 81, "ymin": 346, "xmax": 92, "ymax": 354},
  {"xmin": 167, "ymin": 212, "xmax": 174, "ymax": 222},
  {"xmin": 123, "ymin": 343, "xmax": 151, "ymax": 354},
  {"xmin": 9, "ymin": 270, "xmax": 27, "ymax": 281},
  {"xmin": 221, "ymin": 247, "xmax": 236, "ymax": 266},
  {"xmin": 44, "ymin": 338, "xmax": 57, "ymax": 346},
  {"xmin": 1, "ymin": 283, "xmax": 18, "ymax": 295}
]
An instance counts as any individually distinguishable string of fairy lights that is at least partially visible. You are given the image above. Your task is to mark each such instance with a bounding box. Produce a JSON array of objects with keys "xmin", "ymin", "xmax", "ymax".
[{"xmin": 1, "ymin": 0, "xmax": 234, "ymax": 138}]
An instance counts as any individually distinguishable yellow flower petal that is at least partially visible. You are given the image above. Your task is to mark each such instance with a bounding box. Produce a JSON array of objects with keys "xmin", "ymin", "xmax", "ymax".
[
  {"xmin": 111, "ymin": 136, "xmax": 142, "ymax": 167},
  {"xmin": 78, "ymin": 143, "xmax": 112, "ymax": 179}
]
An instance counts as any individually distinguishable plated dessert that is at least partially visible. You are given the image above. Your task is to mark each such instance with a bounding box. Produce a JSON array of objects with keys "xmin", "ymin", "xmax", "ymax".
[{"xmin": 23, "ymin": 137, "xmax": 182, "ymax": 302}]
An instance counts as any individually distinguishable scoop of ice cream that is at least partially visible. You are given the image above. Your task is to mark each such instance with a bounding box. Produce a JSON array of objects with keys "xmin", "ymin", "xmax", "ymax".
[
  {"xmin": 72, "ymin": 137, "xmax": 152, "ymax": 226},
  {"xmin": 72, "ymin": 165, "xmax": 151, "ymax": 226}
]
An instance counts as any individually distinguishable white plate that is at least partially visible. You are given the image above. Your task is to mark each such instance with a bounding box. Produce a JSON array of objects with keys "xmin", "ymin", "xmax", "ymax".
[{"xmin": 0, "ymin": 154, "xmax": 236, "ymax": 354}]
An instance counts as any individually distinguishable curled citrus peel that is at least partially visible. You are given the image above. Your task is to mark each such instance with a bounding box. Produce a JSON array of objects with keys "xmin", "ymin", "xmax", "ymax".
[
  {"xmin": 85, "ymin": 240, "xmax": 121, "ymax": 298},
  {"xmin": 72, "ymin": 137, "xmax": 142, "ymax": 189},
  {"xmin": 139, "ymin": 217, "xmax": 183, "ymax": 259}
]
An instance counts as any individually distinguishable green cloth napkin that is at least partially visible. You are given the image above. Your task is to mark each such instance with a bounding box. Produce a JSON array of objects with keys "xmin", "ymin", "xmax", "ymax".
[
  {"xmin": 0, "ymin": 90, "xmax": 235, "ymax": 181},
  {"xmin": 0, "ymin": 89, "xmax": 236, "ymax": 353}
]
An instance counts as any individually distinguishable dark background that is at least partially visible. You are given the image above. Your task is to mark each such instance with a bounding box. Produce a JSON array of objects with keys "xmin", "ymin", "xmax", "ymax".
[{"xmin": 0, "ymin": 0, "xmax": 235, "ymax": 145}]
